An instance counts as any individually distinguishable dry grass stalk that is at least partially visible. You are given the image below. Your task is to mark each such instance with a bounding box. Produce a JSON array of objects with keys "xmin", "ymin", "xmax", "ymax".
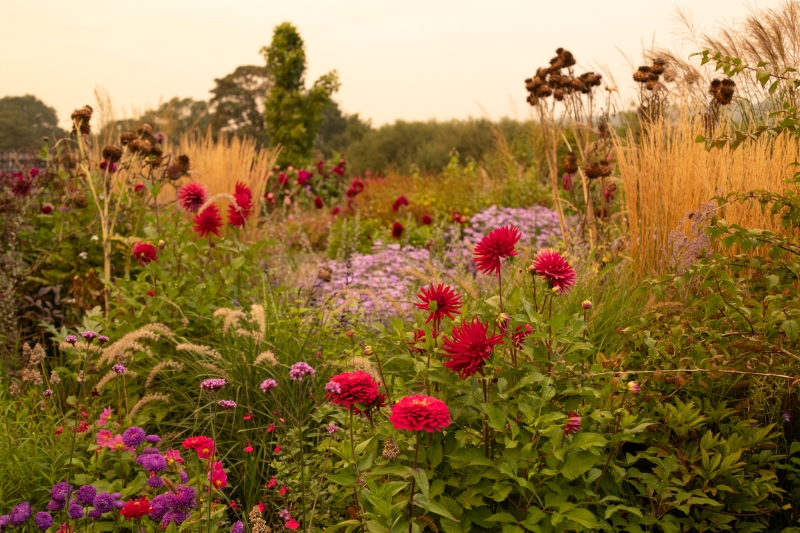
[
  {"xmin": 213, "ymin": 308, "xmax": 247, "ymax": 334},
  {"xmin": 614, "ymin": 114, "xmax": 800, "ymax": 277},
  {"xmin": 145, "ymin": 361, "xmax": 186, "ymax": 388},
  {"xmin": 129, "ymin": 393, "xmax": 170, "ymax": 417},
  {"xmin": 197, "ymin": 362, "xmax": 231, "ymax": 381},
  {"xmin": 176, "ymin": 343, "xmax": 222, "ymax": 361},
  {"xmin": 255, "ymin": 351, "xmax": 279, "ymax": 366}
]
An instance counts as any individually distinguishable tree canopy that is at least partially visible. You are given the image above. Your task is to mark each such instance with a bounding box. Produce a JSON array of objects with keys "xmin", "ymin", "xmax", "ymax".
[{"xmin": 0, "ymin": 95, "xmax": 63, "ymax": 150}]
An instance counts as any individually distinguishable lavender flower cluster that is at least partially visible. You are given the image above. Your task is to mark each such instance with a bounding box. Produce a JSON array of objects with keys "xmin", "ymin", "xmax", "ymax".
[{"xmin": 463, "ymin": 205, "xmax": 564, "ymax": 249}]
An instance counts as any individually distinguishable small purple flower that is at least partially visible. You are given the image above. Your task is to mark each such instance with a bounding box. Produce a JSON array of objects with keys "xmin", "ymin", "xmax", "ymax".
[
  {"xmin": 98, "ymin": 335, "xmax": 110, "ymax": 345},
  {"xmin": 260, "ymin": 379, "xmax": 277, "ymax": 392},
  {"xmin": 783, "ymin": 412, "xmax": 791, "ymax": 423},
  {"xmin": 76, "ymin": 484, "xmax": 97, "ymax": 506},
  {"xmin": 173, "ymin": 486, "xmax": 197, "ymax": 511},
  {"xmin": 112, "ymin": 364, "xmax": 127, "ymax": 375},
  {"xmin": 122, "ymin": 426, "xmax": 146, "ymax": 448},
  {"xmin": 67, "ymin": 503, "xmax": 83, "ymax": 520},
  {"xmin": 279, "ymin": 508, "xmax": 292, "ymax": 521},
  {"xmin": 0, "ymin": 516, "xmax": 9, "ymax": 531},
  {"xmin": 232, "ymin": 520, "xmax": 245, "ymax": 533},
  {"xmin": 34, "ymin": 512, "xmax": 52, "ymax": 530},
  {"xmin": 65, "ymin": 335, "xmax": 78, "ymax": 345},
  {"xmin": 200, "ymin": 378, "xmax": 227, "ymax": 391},
  {"xmin": 150, "ymin": 494, "xmax": 168, "ymax": 521},
  {"xmin": 46, "ymin": 500, "xmax": 63, "ymax": 512},
  {"xmin": 145, "ymin": 434, "xmax": 161, "ymax": 443},
  {"xmin": 93, "ymin": 492, "xmax": 116, "ymax": 513},
  {"xmin": 43, "ymin": 389, "xmax": 53, "ymax": 397},
  {"xmin": 81, "ymin": 331, "xmax": 98, "ymax": 343},
  {"xmin": 87, "ymin": 509, "xmax": 103, "ymax": 519},
  {"xmin": 327, "ymin": 423, "xmax": 339, "ymax": 434},
  {"xmin": 147, "ymin": 475, "xmax": 165, "ymax": 488},
  {"xmin": 289, "ymin": 361, "xmax": 315, "ymax": 381},
  {"xmin": 9, "ymin": 502, "xmax": 31, "ymax": 526},
  {"xmin": 141, "ymin": 454, "xmax": 168, "ymax": 473},
  {"xmin": 218, "ymin": 400, "xmax": 236, "ymax": 410},
  {"xmin": 180, "ymin": 471, "xmax": 189, "ymax": 484},
  {"xmin": 50, "ymin": 482, "xmax": 71, "ymax": 503},
  {"xmin": 324, "ymin": 381, "xmax": 341, "ymax": 395}
]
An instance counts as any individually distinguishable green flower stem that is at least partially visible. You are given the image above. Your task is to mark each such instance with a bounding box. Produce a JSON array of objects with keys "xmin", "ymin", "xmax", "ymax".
[{"xmin": 407, "ymin": 431, "xmax": 421, "ymax": 533}]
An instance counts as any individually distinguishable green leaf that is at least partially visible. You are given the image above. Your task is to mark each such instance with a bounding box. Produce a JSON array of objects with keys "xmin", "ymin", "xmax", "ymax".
[
  {"xmin": 566, "ymin": 509, "xmax": 601, "ymax": 529},
  {"xmin": 449, "ymin": 447, "xmax": 494, "ymax": 467},
  {"xmin": 412, "ymin": 468, "xmax": 430, "ymax": 500},
  {"xmin": 413, "ymin": 494, "xmax": 460, "ymax": 522},
  {"xmin": 327, "ymin": 473, "xmax": 358, "ymax": 486},
  {"xmin": 569, "ymin": 432, "xmax": 608, "ymax": 450},
  {"xmin": 487, "ymin": 513, "xmax": 518, "ymax": 523},
  {"xmin": 559, "ymin": 450, "xmax": 597, "ymax": 481},
  {"xmin": 783, "ymin": 319, "xmax": 799, "ymax": 341},
  {"xmin": 486, "ymin": 404, "xmax": 507, "ymax": 431}
]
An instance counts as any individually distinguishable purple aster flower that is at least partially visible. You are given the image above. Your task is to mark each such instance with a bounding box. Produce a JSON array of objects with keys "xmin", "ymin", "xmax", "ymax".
[
  {"xmin": 112, "ymin": 364, "xmax": 127, "ymax": 375},
  {"xmin": 46, "ymin": 500, "xmax": 63, "ymax": 512},
  {"xmin": 260, "ymin": 379, "xmax": 277, "ymax": 392},
  {"xmin": 165, "ymin": 510, "xmax": 190, "ymax": 526},
  {"xmin": 149, "ymin": 494, "xmax": 168, "ymax": 521},
  {"xmin": 217, "ymin": 400, "xmax": 236, "ymax": 410},
  {"xmin": 200, "ymin": 378, "xmax": 226, "ymax": 391},
  {"xmin": 93, "ymin": 492, "xmax": 115, "ymax": 514},
  {"xmin": 87, "ymin": 509, "xmax": 103, "ymax": 519},
  {"xmin": 97, "ymin": 335, "xmax": 110, "ymax": 345},
  {"xmin": 80, "ymin": 331, "xmax": 98, "ymax": 343},
  {"xmin": 141, "ymin": 454, "xmax": 167, "ymax": 473},
  {"xmin": 0, "ymin": 516, "xmax": 8, "ymax": 531},
  {"xmin": 172, "ymin": 486, "xmax": 197, "ymax": 512},
  {"xmin": 145, "ymin": 434, "xmax": 161, "ymax": 444},
  {"xmin": 122, "ymin": 426, "xmax": 146, "ymax": 448},
  {"xmin": 34, "ymin": 512, "xmax": 52, "ymax": 530},
  {"xmin": 289, "ymin": 361, "xmax": 315, "ymax": 381},
  {"xmin": 179, "ymin": 471, "xmax": 189, "ymax": 484},
  {"xmin": 50, "ymin": 482, "xmax": 71, "ymax": 503},
  {"xmin": 147, "ymin": 475, "xmax": 164, "ymax": 488},
  {"xmin": 9, "ymin": 502, "xmax": 31, "ymax": 526},
  {"xmin": 232, "ymin": 520, "xmax": 245, "ymax": 533},
  {"xmin": 68, "ymin": 503, "xmax": 83, "ymax": 520},
  {"xmin": 76, "ymin": 485, "xmax": 97, "ymax": 506},
  {"xmin": 65, "ymin": 335, "xmax": 77, "ymax": 345}
]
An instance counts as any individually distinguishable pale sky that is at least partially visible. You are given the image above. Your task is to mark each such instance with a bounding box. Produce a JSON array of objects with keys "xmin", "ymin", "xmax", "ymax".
[{"xmin": 0, "ymin": 0, "xmax": 771, "ymax": 129}]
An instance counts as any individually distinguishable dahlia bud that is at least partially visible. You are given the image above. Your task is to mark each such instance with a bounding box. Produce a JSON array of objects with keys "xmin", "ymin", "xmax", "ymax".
[
  {"xmin": 158, "ymin": 240, "xmax": 166, "ymax": 250},
  {"xmin": 652, "ymin": 369, "xmax": 663, "ymax": 382},
  {"xmin": 582, "ymin": 300, "xmax": 593, "ymax": 310},
  {"xmin": 363, "ymin": 346, "xmax": 374, "ymax": 356},
  {"xmin": 496, "ymin": 313, "xmax": 510, "ymax": 327},
  {"xmin": 611, "ymin": 376, "xmax": 620, "ymax": 388},
  {"xmin": 527, "ymin": 264, "xmax": 537, "ymax": 275}
]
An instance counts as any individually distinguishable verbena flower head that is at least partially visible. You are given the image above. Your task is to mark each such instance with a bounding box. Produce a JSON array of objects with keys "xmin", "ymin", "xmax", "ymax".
[
  {"xmin": 122, "ymin": 426, "xmax": 146, "ymax": 448},
  {"xmin": 9, "ymin": 502, "xmax": 32, "ymax": 526},
  {"xmin": 218, "ymin": 400, "xmax": 237, "ymax": 410},
  {"xmin": 34, "ymin": 512, "xmax": 52, "ymax": 530},
  {"xmin": 415, "ymin": 283, "xmax": 462, "ymax": 332},
  {"xmin": 65, "ymin": 335, "xmax": 77, "ymax": 345},
  {"xmin": 473, "ymin": 225, "xmax": 521, "ymax": 275},
  {"xmin": 120, "ymin": 497, "xmax": 152, "ymax": 520},
  {"xmin": 442, "ymin": 317, "xmax": 504, "ymax": 378},
  {"xmin": 201, "ymin": 378, "xmax": 227, "ymax": 391},
  {"xmin": 327, "ymin": 423, "xmax": 339, "ymax": 434},
  {"xmin": 325, "ymin": 371, "xmax": 379, "ymax": 408},
  {"xmin": 324, "ymin": 381, "xmax": 341, "ymax": 395},
  {"xmin": 530, "ymin": 249, "xmax": 576, "ymax": 294},
  {"xmin": 132, "ymin": 242, "xmax": 157, "ymax": 266},
  {"xmin": 289, "ymin": 362, "xmax": 315, "ymax": 381},
  {"xmin": 193, "ymin": 204, "xmax": 224, "ymax": 238},
  {"xmin": 228, "ymin": 182, "xmax": 253, "ymax": 228},
  {"xmin": 43, "ymin": 389, "xmax": 53, "ymax": 397},
  {"xmin": 177, "ymin": 181, "xmax": 209, "ymax": 213},
  {"xmin": 564, "ymin": 411, "xmax": 582, "ymax": 436},
  {"xmin": 112, "ymin": 364, "xmax": 127, "ymax": 375},
  {"xmin": 260, "ymin": 379, "xmax": 278, "ymax": 393},
  {"xmin": 98, "ymin": 335, "xmax": 109, "ymax": 345},
  {"xmin": 80, "ymin": 331, "xmax": 98, "ymax": 343},
  {"xmin": 76, "ymin": 485, "xmax": 97, "ymax": 507},
  {"xmin": 389, "ymin": 395, "xmax": 451, "ymax": 433}
]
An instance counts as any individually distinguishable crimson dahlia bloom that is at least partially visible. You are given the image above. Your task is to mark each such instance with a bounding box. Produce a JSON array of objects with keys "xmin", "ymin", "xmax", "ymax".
[
  {"xmin": 421, "ymin": 214, "xmax": 433, "ymax": 225},
  {"xmin": 530, "ymin": 249, "xmax": 576, "ymax": 294},
  {"xmin": 389, "ymin": 395, "xmax": 451, "ymax": 432},
  {"xmin": 415, "ymin": 283, "xmax": 462, "ymax": 332},
  {"xmin": 177, "ymin": 181, "xmax": 208, "ymax": 212},
  {"xmin": 442, "ymin": 317, "xmax": 504, "ymax": 378},
  {"xmin": 473, "ymin": 225, "xmax": 521, "ymax": 275},
  {"xmin": 228, "ymin": 182, "xmax": 253, "ymax": 227},
  {"xmin": 392, "ymin": 195, "xmax": 409, "ymax": 211},
  {"xmin": 564, "ymin": 411, "xmax": 581, "ymax": 436},
  {"xmin": 314, "ymin": 196, "xmax": 323, "ymax": 209},
  {"xmin": 132, "ymin": 242, "xmax": 157, "ymax": 266},
  {"xmin": 325, "ymin": 371, "xmax": 379, "ymax": 408},
  {"xmin": 193, "ymin": 204, "xmax": 223, "ymax": 237},
  {"xmin": 392, "ymin": 222, "xmax": 404, "ymax": 239}
]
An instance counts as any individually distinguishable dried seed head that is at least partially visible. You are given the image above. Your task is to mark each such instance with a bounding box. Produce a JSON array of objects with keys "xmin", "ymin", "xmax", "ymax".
[
  {"xmin": 120, "ymin": 131, "xmax": 137, "ymax": 145},
  {"xmin": 102, "ymin": 146, "xmax": 123, "ymax": 163},
  {"xmin": 382, "ymin": 437, "xmax": 400, "ymax": 460}
]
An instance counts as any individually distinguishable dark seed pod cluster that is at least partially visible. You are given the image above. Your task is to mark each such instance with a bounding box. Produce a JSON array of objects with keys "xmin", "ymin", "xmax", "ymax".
[{"xmin": 524, "ymin": 48, "xmax": 603, "ymax": 106}]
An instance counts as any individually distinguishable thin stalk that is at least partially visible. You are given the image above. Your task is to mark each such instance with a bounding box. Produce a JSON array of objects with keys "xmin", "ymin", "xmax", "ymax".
[
  {"xmin": 371, "ymin": 349, "xmax": 393, "ymax": 406},
  {"xmin": 349, "ymin": 408, "xmax": 360, "ymax": 510},
  {"xmin": 407, "ymin": 431, "xmax": 421, "ymax": 533},
  {"xmin": 482, "ymin": 377, "xmax": 490, "ymax": 457},
  {"xmin": 298, "ymin": 383, "xmax": 307, "ymax": 533}
]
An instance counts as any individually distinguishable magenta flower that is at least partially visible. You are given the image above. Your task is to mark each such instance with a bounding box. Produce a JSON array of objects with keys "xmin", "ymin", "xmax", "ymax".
[
  {"xmin": 200, "ymin": 378, "xmax": 227, "ymax": 391},
  {"xmin": 217, "ymin": 400, "xmax": 236, "ymax": 410},
  {"xmin": 260, "ymin": 379, "xmax": 278, "ymax": 392},
  {"xmin": 112, "ymin": 364, "xmax": 127, "ymax": 375},
  {"xmin": 65, "ymin": 335, "xmax": 77, "ymax": 345},
  {"xmin": 626, "ymin": 382, "xmax": 641, "ymax": 394},
  {"xmin": 81, "ymin": 331, "xmax": 98, "ymax": 343},
  {"xmin": 288, "ymin": 362, "xmax": 315, "ymax": 381},
  {"xmin": 564, "ymin": 411, "xmax": 581, "ymax": 436}
]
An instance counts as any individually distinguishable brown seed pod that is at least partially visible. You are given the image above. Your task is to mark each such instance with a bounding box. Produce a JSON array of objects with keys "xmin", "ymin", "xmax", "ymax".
[
  {"xmin": 120, "ymin": 131, "xmax": 137, "ymax": 145},
  {"xmin": 579, "ymin": 72, "xmax": 602, "ymax": 87},
  {"xmin": 101, "ymin": 145, "xmax": 122, "ymax": 163},
  {"xmin": 536, "ymin": 67, "xmax": 551, "ymax": 79},
  {"xmin": 645, "ymin": 79, "xmax": 659, "ymax": 91},
  {"xmin": 537, "ymin": 84, "xmax": 553, "ymax": 97},
  {"xmin": 650, "ymin": 60, "xmax": 666, "ymax": 75},
  {"xmin": 73, "ymin": 189, "xmax": 88, "ymax": 209},
  {"xmin": 70, "ymin": 106, "xmax": 93, "ymax": 135},
  {"xmin": 166, "ymin": 164, "xmax": 182, "ymax": 179},
  {"xmin": 584, "ymin": 161, "xmax": 604, "ymax": 179},
  {"xmin": 318, "ymin": 267, "xmax": 332, "ymax": 282},
  {"xmin": 137, "ymin": 123, "xmax": 153, "ymax": 136},
  {"xmin": 382, "ymin": 437, "xmax": 400, "ymax": 460},
  {"xmin": 526, "ymin": 94, "xmax": 538, "ymax": 106},
  {"xmin": 177, "ymin": 154, "xmax": 190, "ymax": 172},
  {"xmin": 569, "ymin": 78, "xmax": 586, "ymax": 92},
  {"xmin": 553, "ymin": 88, "xmax": 565, "ymax": 101},
  {"xmin": 647, "ymin": 72, "xmax": 659, "ymax": 82},
  {"xmin": 633, "ymin": 70, "xmax": 649, "ymax": 83},
  {"xmin": 563, "ymin": 152, "xmax": 578, "ymax": 174}
]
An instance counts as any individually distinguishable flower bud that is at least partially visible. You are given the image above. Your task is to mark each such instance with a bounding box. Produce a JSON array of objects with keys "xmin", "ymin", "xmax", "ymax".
[
  {"xmin": 496, "ymin": 313, "xmax": 510, "ymax": 327},
  {"xmin": 582, "ymin": 300, "xmax": 593, "ymax": 310},
  {"xmin": 363, "ymin": 346, "xmax": 374, "ymax": 356},
  {"xmin": 158, "ymin": 240, "xmax": 166, "ymax": 249},
  {"xmin": 611, "ymin": 376, "xmax": 620, "ymax": 388}
]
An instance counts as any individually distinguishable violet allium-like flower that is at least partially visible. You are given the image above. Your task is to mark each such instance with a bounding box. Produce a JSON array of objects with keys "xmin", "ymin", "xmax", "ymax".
[
  {"xmin": 93, "ymin": 492, "xmax": 116, "ymax": 514},
  {"xmin": 76, "ymin": 485, "xmax": 97, "ymax": 506},
  {"xmin": 46, "ymin": 500, "xmax": 63, "ymax": 512},
  {"xmin": 80, "ymin": 331, "xmax": 98, "ymax": 343},
  {"xmin": 200, "ymin": 378, "xmax": 227, "ymax": 391},
  {"xmin": 65, "ymin": 335, "xmax": 77, "ymax": 345},
  {"xmin": 289, "ymin": 362, "xmax": 315, "ymax": 381},
  {"xmin": 145, "ymin": 434, "xmax": 161, "ymax": 443},
  {"xmin": 9, "ymin": 502, "xmax": 32, "ymax": 526},
  {"xmin": 232, "ymin": 520, "xmax": 245, "ymax": 533},
  {"xmin": 34, "ymin": 512, "xmax": 52, "ymax": 530},
  {"xmin": 50, "ymin": 482, "xmax": 71, "ymax": 503},
  {"xmin": 112, "ymin": 364, "xmax": 127, "ymax": 375},
  {"xmin": 564, "ymin": 411, "xmax": 582, "ymax": 436},
  {"xmin": 0, "ymin": 515, "xmax": 9, "ymax": 531},
  {"xmin": 530, "ymin": 249, "xmax": 577, "ymax": 294},
  {"xmin": 218, "ymin": 400, "xmax": 237, "ymax": 410},
  {"xmin": 626, "ymin": 382, "xmax": 641, "ymax": 395},
  {"xmin": 67, "ymin": 503, "xmax": 83, "ymax": 520},
  {"xmin": 122, "ymin": 426, "xmax": 146, "ymax": 448}
]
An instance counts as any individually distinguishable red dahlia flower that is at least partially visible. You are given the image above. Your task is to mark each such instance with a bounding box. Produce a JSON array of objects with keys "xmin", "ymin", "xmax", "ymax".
[
  {"xmin": 177, "ymin": 181, "xmax": 208, "ymax": 212},
  {"xmin": 392, "ymin": 222, "xmax": 404, "ymax": 239},
  {"xmin": 325, "ymin": 371, "xmax": 379, "ymax": 408},
  {"xmin": 120, "ymin": 497, "xmax": 152, "ymax": 520},
  {"xmin": 392, "ymin": 196, "xmax": 409, "ymax": 211},
  {"xmin": 314, "ymin": 196, "xmax": 323, "ymax": 209},
  {"xmin": 389, "ymin": 395, "xmax": 451, "ymax": 432},
  {"xmin": 530, "ymin": 249, "xmax": 576, "ymax": 294},
  {"xmin": 442, "ymin": 317, "xmax": 504, "ymax": 378},
  {"xmin": 297, "ymin": 169, "xmax": 312, "ymax": 186},
  {"xmin": 193, "ymin": 204, "xmax": 223, "ymax": 237},
  {"xmin": 330, "ymin": 206, "xmax": 340, "ymax": 215},
  {"xmin": 421, "ymin": 214, "xmax": 433, "ymax": 225},
  {"xmin": 131, "ymin": 242, "xmax": 157, "ymax": 266},
  {"xmin": 350, "ymin": 179, "xmax": 364, "ymax": 193},
  {"xmin": 407, "ymin": 328, "xmax": 426, "ymax": 354},
  {"xmin": 415, "ymin": 283, "xmax": 462, "ymax": 333},
  {"xmin": 228, "ymin": 181, "xmax": 253, "ymax": 228},
  {"xmin": 564, "ymin": 411, "xmax": 581, "ymax": 436},
  {"xmin": 473, "ymin": 225, "xmax": 521, "ymax": 276}
]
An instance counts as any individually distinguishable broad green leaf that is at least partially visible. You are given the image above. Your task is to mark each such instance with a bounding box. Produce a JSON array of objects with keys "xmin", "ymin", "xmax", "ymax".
[
  {"xmin": 413, "ymin": 494, "xmax": 460, "ymax": 522},
  {"xmin": 559, "ymin": 450, "xmax": 597, "ymax": 481},
  {"xmin": 566, "ymin": 509, "xmax": 601, "ymax": 529},
  {"xmin": 782, "ymin": 319, "xmax": 799, "ymax": 341}
]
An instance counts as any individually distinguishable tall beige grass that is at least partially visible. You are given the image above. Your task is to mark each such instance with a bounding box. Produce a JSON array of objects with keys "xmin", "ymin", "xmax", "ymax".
[{"xmin": 615, "ymin": 115, "xmax": 800, "ymax": 277}]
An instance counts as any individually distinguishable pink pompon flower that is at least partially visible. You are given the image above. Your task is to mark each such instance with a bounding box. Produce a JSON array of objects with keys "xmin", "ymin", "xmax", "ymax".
[
  {"xmin": 244, "ymin": 443, "xmax": 254, "ymax": 453},
  {"xmin": 96, "ymin": 429, "xmax": 113, "ymax": 448},
  {"xmin": 325, "ymin": 372, "xmax": 379, "ymax": 408},
  {"xmin": 97, "ymin": 407, "xmax": 112, "ymax": 428},
  {"xmin": 564, "ymin": 411, "xmax": 581, "ymax": 436},
  {"xmin": 288, "ymin": 362, "xmax": 315, "ymax": 381},
  {"xmin": 267, "ymin": 424, "xmax": 276, "ymax": 432},
  {"xmin": 626, "ymin": 382, "xmax": 641, "ymax": 394},
  {"xmin": 260, "ymin": 379, "xmax": 278, "ymax": 392},
  {"xmin": 278, "ymin": 486, "xmax": 289, "ymax": 495},
  {"xmin": 200, "ymin": 378, "xmax": 227, "ymax": 391},
  {"xmin": 473, "ymin": 225, "xmax": 521, "ymax": 275},
  {"xmin": 177, "ymin": 181, "xmax": 209, "ymax": 213},
  {"xmin": 389, "ymin": 395, "xmax": 451, "ymax": 433},
  {"xmin": 218, "ymin": 400, "xmax": 236, "ymax": 410},
  {"xmin": 165, "ymin": 449, "xmax": 183, "ymax": 465},
  {"xmin": 530, "ymin": 249, "xmax": 577, "ymax": 294}
]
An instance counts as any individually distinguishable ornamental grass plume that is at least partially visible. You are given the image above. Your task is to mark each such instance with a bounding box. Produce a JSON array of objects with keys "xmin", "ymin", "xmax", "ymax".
[
  {"xmin": 325, "ymin": 371, "xmax": 379, "ymax": 408},
  {"xmin": 177, "ymin": 181, "xmax": 209, "ymax": 213},
  {"xmin": 132, "ymin": 243, "xmax": 157, "ymax": 266},
  {"xmin": 473, "ymin": 225, "xmax": 521, "ymax": 275},
  {"xmin": 530, "ymin": 248, "xmax": 577, "ymax": 294},
  {"xmin": 193, "ymin": 204, "xmax": 224, "ymax": 237},
  {"xmin": 442, "ymin": 317, "xmax": 504, "ymax": 378},
  {"xmin": 415, "ymin": 283, "xmax": 462, "ymax": 333},
  {"xmin": 389, "ymin": 395, "xmax": 451, "ymax": 432}
]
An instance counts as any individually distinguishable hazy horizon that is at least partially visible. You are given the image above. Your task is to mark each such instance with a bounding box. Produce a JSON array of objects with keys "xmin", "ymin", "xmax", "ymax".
[{"xmin": 1, "ymin": 0, "xmax": 771, "ymax": 129}]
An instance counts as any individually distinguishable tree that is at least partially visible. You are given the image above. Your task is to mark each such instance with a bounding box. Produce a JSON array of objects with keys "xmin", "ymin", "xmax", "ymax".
[
  {"xmin": 210, "ymin": 65, "xmax": 271, "ymax": 146},
  {"xmin": 113, "ymin": 97, "xmax": 212, "ymax": 141},
  {"xmin": 261, "ymin": 22, "xmax": 340, "ymax": 166},
  {"xmin": 0, "ymin": 95, "xmax": 63, "ymax": 150},
  {"xmin": 313, "ymin": 101, "xmax": 372, "ymax": 158}
]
